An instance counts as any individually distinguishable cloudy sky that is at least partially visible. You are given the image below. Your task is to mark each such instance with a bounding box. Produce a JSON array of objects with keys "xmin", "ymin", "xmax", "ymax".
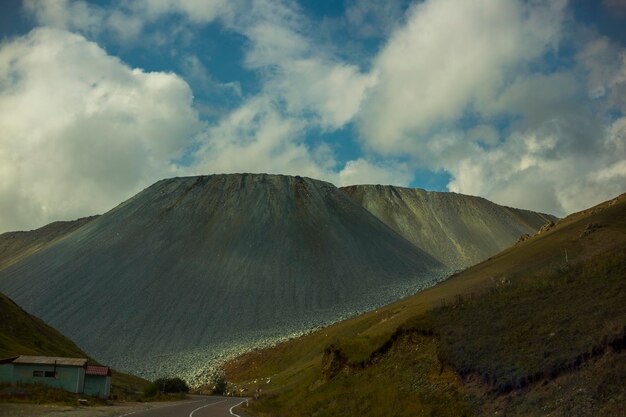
[{"xmin": 0, "ymin": 0, "xmax": 625, "ymax": 233}]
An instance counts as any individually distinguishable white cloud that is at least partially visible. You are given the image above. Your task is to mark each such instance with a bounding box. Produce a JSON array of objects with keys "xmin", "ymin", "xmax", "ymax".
[
  {"xmin": 237, "ymin": 1, "xmax": 377, "ymax": 130},
  {"xmin": 344, "ymin": 0, "xmax": 409, "ymax": 39},
  {"xmin": 14, "ymin": 0, "xmax": 625, "ymax": 225},
  {"xmin": 24, "ymin": 0, "xmax": 378, "ymax": 130},
  {"xmin": 127, "ymin": 0, "xmax": 233, "ymax": 24},
  {"xmin": 186, "ymin": 95, "xmax": 409, "ymax": 188},
  {"xmin": 447, "ymin": 112, "xmax": 626, "ymax": 216},
  {"xmin": 577, "ymin": 37, "xmax": 626, "ymax": 111},
  {"xmin": 23, "ymin": 0, "xmax": 233, "ymax": 42},
  {"xmin": 336, "ymin": 159, "xmax": 413, "ymax": 187},
  {"xmin": 0, "ymin": 27, "xmax": 203, "ymax": 232},
  {"xmin": 357, "ymin": 0, "xmax": 567, "ymax": 154},
  {"xmin": 188, "ymin": 96, "xmax": 320, "ymax": 177},
  {"xmin": 467, "ymin": 125, "xmax": 499, "ymax": 147}
]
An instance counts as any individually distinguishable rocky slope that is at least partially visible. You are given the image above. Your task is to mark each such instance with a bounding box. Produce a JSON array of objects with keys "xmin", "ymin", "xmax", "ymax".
[
  {"xmin": 342, "ymin": 185, "xmax": 556, "ymax": 269},
  {"xmin": 0, "ymin": 291, "xmax": 87, "ymax": 359},
  {"xmin": 0, "ymin": 174, "xmax": 443, "ymax": 382},
  {"xmin": 0, "ymin": 216, "xmax": 97, "ymax": 271}
]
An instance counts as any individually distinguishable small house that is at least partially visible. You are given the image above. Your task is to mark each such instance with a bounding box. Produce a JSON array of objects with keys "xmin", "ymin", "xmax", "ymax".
[{"xmin": 0, "ymin": 355, "xmax": 111, "ymax": 398}]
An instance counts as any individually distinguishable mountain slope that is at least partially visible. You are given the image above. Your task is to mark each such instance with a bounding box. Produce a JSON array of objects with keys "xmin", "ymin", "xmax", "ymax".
[
  {"xmin": 0, "ymin": 216, "xmax": 97, "ymax": 271},
  {"xmin": 342, "ymin": 185, "xmax": 555, "ymax": 269},
  {"xmin": 0, "ymin": 291, "xmax": 148, "ymax": 396},
  {"xmin": 225, "ymin": 192, "xmax": 626, "ymax": 417},
  {"xmin": 0, "ymin": 174, "xmax": 443, "ymax": 382},
  {"xmin": 0, "ymin": 291, "xmax": 87, "ymax": 359}
]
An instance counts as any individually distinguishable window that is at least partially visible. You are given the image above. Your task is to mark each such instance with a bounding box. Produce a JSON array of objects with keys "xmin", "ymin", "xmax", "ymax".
[{"xmin": 32, "ymin": 370, "xmax": 56, "ymax": 378}]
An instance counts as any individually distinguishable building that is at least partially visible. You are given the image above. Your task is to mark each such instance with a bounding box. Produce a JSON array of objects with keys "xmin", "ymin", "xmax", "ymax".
[{"xmin": 0, "ymin": 356, "xmax": 111, "ymax": 398}]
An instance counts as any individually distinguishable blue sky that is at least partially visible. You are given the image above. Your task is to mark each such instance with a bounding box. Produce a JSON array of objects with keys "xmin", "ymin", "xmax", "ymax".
[{"xmin": 0, "ymin": 0, "xmax": 625, "ymax": 233}]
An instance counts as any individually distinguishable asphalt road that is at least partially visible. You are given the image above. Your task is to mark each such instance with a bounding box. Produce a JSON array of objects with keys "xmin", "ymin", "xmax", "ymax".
[{"xmin": 115, "ymin": 396, "xmax": 250, "ymax": 417}]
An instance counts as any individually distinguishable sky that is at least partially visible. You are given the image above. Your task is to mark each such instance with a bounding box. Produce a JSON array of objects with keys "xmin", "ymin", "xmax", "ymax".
[{"xmin": 0, "ymin": 0, "xmax": 625, "ymax": 233}]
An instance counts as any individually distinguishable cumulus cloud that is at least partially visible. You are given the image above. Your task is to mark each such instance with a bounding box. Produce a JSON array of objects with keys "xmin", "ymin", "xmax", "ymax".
[
  {"xmin": 336, "ymin": 159, "xmax": 413, "ymax": 187},
  {"xmin": 357, "ymin": 0, "xmax": 567, "ymax": 153},
  {"xmin": 234, "ymin": 1, "xmax": 378, "ymax": 130},
  {"xmin": 0, "ymin": 0, "xmax": 410, "ymax": 234},
  {"xmin": 0, "ymin": 27, "xmax": 203, "ymax": 232},
  {"xmin": 10, "ymin": 0, "xmax": 625, "ymax": 226},
  {"xmin": 186, "ymin": 95, "xmax": 411, "ymax": 188},
  {"xmin": 448, "ymin": 113, "xmax": 626, "ymax": 216},
  {"xmin": 344, "ymin": 0, "xmax": 410, "ymax": 39},
  {"xmin": 347, "ymin": 0, "xmax": 626, "ymax": 216}
]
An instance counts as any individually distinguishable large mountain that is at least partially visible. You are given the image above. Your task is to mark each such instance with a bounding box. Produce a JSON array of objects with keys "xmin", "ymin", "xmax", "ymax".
[
  {"xmin": 0, "ymin": 174, "xmax": 444, "ymax": 381},
  {"xmin": 342, "ymin": 185, "xmax": 556, "ymax": 269}
]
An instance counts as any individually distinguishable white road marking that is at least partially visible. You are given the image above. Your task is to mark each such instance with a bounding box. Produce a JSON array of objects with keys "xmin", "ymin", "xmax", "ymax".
[
  {"xmin": 189, "ymin": 399, "xmax": 228, "ymax": 417},
  {"xmin": 229, "ymin": 400, "xmax": 247, "ymax": 417},
  {"xmin": 116, "ymin": 398, "xmax": 206, "ymax": 417}
]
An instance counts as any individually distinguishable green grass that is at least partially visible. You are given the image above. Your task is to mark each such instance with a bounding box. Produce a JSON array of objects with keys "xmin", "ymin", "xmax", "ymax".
[
  {"xmin": 250, "ymin": 334, "xmax": 473, "ymax": 417},
  {"xmin": 226, "ymin": 193, "xmax": 626, "ymax": 417},
  {"xmin": 0, "ymin": 382, "xmax": 107, "ymax": 406},
  {"xmin": 0, "ymin": 291, "xmax": 150, "ymax": 400},
  {"xmin": 0, "ymin": 292, "xmax": 87, "ymax": 359},
  {"xmin": 421, "ymin": 247, "xmax": 626, "ymax": 392}
]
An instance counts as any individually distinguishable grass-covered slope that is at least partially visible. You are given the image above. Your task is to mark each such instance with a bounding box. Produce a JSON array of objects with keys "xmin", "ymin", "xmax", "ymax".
[
  {"xmin": 0, "ymin": 292, "xmax": 87, "ymax": 359},
  {"xmin": 420, "ymin": 248, "xmax": 625, "ymax": 392},
  {"xmin": 0, "ymin": 291, "xmax": 148, "ymax": 397},
  {"xmin": 225, "ymin": 192, "xmax": 626, "ymax": 417},
  {"xmin": 342, "ymin": 184, "xmax": 555, "ymax": 269}
]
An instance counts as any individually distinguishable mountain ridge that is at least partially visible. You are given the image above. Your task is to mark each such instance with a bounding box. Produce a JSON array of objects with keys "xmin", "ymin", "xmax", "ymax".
[
  {"xmin": 341, "ymin": 184, "xmax": 556, "ymax": 269},
  {"xmin": 0, "ymin": 174, "xmax": 445, "ymax": 382}
]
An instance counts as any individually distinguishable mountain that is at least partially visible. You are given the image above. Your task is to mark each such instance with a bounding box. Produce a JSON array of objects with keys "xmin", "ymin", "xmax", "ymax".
[
  {"xmin": 225, "ymin": 192, "xmax": 626, "ymax": 417},
  {"xmin": 0, "ymin": 216, "xmax": 97, "ymax": 271},
  {"xmin": 342, "ymin": 185, "xmax": 556, "ymax": 269},
  {"xmin": 0, "ymin": 291, "xmax": 148, "ymax": 396},
  {"xmin": 0, "ymin": 291, "xmax": 87, "ymax": 359},
  {"xmin": 0, "ymin": 174, "xmax": 444, "ymax": 382}
]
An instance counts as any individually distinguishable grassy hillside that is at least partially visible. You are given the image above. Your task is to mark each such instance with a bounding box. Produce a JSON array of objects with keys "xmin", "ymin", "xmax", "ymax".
[
  {"xmin": 0, "ymin": 291, "xmax": 148, "ymax": 398},
  {"xmin": 0, "ymin": 292, "xmax": 87, "ymax": 359},
  {"xmin": 224, "ymin": 192, "xmax": 626, "ymax": 416}
]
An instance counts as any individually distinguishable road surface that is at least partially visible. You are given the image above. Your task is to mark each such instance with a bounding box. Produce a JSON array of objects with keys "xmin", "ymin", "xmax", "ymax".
[
  {"xmin": 0, "ymin": 396, "xmax": 251, "ymax": 417},
  {"xmin": 117, "ymin": 396, "xmax": 250, "ymax": 417}
]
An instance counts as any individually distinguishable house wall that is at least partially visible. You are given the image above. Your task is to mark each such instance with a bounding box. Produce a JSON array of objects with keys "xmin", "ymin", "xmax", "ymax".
[
  {"xmin": 11, "ymin": 364, "xmax": 84, "ymax": 393},
  {"xmin": 83, "ymin": 374, "xmax": 111, "ymax": 398},
  {"xmin": 0, "ymin": 364, "xmax": 13, "ymax": 383}
]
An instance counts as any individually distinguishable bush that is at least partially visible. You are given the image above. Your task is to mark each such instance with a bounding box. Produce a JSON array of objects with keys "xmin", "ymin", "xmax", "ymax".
[
  {"xmin": 211, "ymin": 372, "xmax": 228, "ymax": 395},
  {"xmin": 145, "ymin": 377, "xmax": 189, "ymax": 397}
]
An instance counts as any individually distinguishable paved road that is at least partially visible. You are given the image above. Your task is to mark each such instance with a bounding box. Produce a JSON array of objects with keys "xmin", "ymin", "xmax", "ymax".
[
  {"xmin": 116, "ymin": 396, "xmax": 250, "ymax": 417},
  {"xmin": 0, "ymin": 396, "xmax": 251, "ymax": 417}
]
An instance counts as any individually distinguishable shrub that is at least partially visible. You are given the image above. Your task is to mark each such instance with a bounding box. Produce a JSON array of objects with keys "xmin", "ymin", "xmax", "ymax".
[
  {"xmin": 145, "ymin": 377, "xmax": 189, "ymax": 397},
  {"xmin": 211, "ymin": 372, "xmax": 228, "ymax": 395}
]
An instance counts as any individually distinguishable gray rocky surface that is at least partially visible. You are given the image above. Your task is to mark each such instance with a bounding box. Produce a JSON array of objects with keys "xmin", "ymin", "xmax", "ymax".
[
  {"xmin": 0, "ymin": 174, "xmax": 443, "ymax": 384},
  {"xmin": 342, "ymin": 184, "xmax": 556, "ymax": 270}
]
